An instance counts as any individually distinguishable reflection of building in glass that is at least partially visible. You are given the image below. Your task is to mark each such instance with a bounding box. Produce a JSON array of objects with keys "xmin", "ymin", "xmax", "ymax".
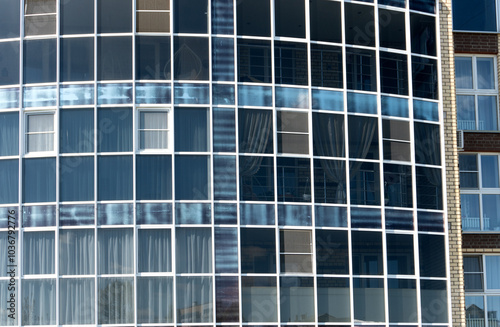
[{"xmin": 0, "ymin": 0, "xmax": 456, "ymax": 326}]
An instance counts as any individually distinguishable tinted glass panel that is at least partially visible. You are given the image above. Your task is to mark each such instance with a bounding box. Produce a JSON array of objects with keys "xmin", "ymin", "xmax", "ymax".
[
  {"xmin": 412, "ymin": 56, "xmax": 438, "ymax": 99},
  {"xmin": 97, "ymin": 108, "xmax": 133, "ymax": 152},
  {"xmin": 275, "ymin": 41, "xmax": 308, "ymax": 85},
  {"xmin": 175, "ymin": 107, "xmax": 209, "ymax": 151},
  {"xmin": 216, "ymin": 276, "xmax": 239, "ymax": 322},
  {"xmin": 0, "ymin": 0, "xmax": 20, "ymax": 38},
  {"xmin": 238, "ymin": 39, "xmax": 272, "ymax": 83},
  {"xmin": 310, "ymin": 0, "xmax": 341, "ymax": 43},
  {"xmin": 348, "ymin": 116, "xmax": 379, "ymax": 160},
  {"xmin": 61, "ymin": 0, "xmax": 94, "ymax": 34},
  {"xmin": 379, "ymin": 9, "xmax": 406, "ymax": 50},
  {"xmin": 214, "ymin": 155, "xmax": 237, "ymax": 200},
  {"xmin": 0, "ymin": 112, "xmax": 18, "ymax": 156},
  {"xmin": 380, "ymin": 52, "xmax": 408, "ymax": 95},
  {"xmin": 240, "ymin": 156, "xmax": 274, "ymax": 201},
  {"xmin": 0, "ymin": 42, "xmax": 19, "ymax": 86},
  {"xmin": 352, "ymin": 231, "xmax": 383, "ymax": 275},
  {"xmin": 174, "ymin": 0, "xmax": 208, "ymax": 33},
  {"xmin": 174, "ymin": 37, "xmax": 209, "ymax": 80},
  {"xmin": 453, "ymin": 0, "xmax": 495, "ymax": 31},
  {"xmin": 98, "ymin": 0, "xmax": 132, "ymax": 33},
  {"xmin": 386, "ymin": 234, "xmax": 414, "ymax": 275},
  {"xmin": 97, "ymin": 156, "xmax": 133, "ymax": 201},
  {"xmin": 136, "ymin": 155, "xmax": 172, "ymax": 200},
  {"xmin": 345, "ymin": 3, "xmax": 375, "ymax": 46},
  {"xmin": 275, "ymin": 0, "xmax": 305, "ymax": 38},
  {"xmin": 346, "ymin": 48, "xmax": 376, "ymax": 91},
  {"xmin": 316, "ymin": 230, "xmax": 349, "ymax": 274},
  {"xmin": 60, "ymin": 38, "xmax": 94, "ymax": 82},
  {"xmin": 212, "ymin": 37, "xmax": 234, "ymax": 81},
  {"xmin": 97, "ymin": 37, "xmax": 133, "ymax": 81},
  {"xmin": 175, "ymin": 155, "xmax": 210, "ymax": 200},
  {"xmin": 238, "ymin": 109, "xmax": 273, "ymax": 153},
  {"xmin": 410, "ymin": 13, "xmax": 436, "ymax": 56},
  {"xmin": 237, "ymin": 0, "xmax": 270, "ymax": 36},
  {"xmin": 350, "ymin": 161, "xmax": 380, "ymax": 206},
  {"xmin": 136, "ymin": 36, "xmax": 171, "ymax": 80},
  {"xmin": 23, "ymin": 158, "xmax": 56, "ymax": 203},
  {"xmin": 311, "ymin": 44, "xmax": 343, "ymax": 88},
  {"xmin": 280, "ymin": 277, "xmax": 314, "ymax": 322},
  {"xmin": 60, "ymin": 156, "xmax": 94, "ymax": 201},
  {"xmin": 384, "ymin": 164, "xmax": 413, "ymax": 207},
  {"xmin": 241, "ymin": 228, "xmax": 276, "ymax": 273},
  {"xmin": 418, "ymin": 234, "xmax": 446, "ymax": 277},
  {"xmin": 212, "ymin": 0, "xmax": 234, "ymax": 35},
  {"xmin": 388, "ymin": 279, "xmax": 417, "ymax": 322},
  {"xmin": 317, "ymin": 278, "xmax": 350, "ymax": 322},
  {"xmin": 277, "ymin": 157, "xmax": 311, "ymax": 202},
  {"xmin": 24, "ymin": 39, "xmax": 57, "ymax": 84},
  {"xmin": 414, "ymin": 122, "xmax": 441, "ymax": 165},
  {"xmin": 60, "ymin": 109, "xmax": 94, "ymax": 153},
  {"xmin": 0, "ymin": 160, "xmax": 18, "ymax": 204}
]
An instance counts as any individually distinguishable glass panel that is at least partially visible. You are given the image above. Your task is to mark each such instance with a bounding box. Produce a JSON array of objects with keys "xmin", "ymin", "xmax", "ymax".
[
  {"xmin": 59, "ymin": 229, "xmax": 94, "ymax": 275},
  {"xmin": 345, "ymin": 3, "xmax": 375, "ymax": 46},
  {"xmin": 175, "ymin": 203, "xmax": 211, "ymax": 224},
  {"xmin": 214, "ymin": 155, "xmax": 237, "ymax": 200},
  {"xmin": 352, "ymin": 231, "xmax": 383, "ymax": 275},
  {"xmin": 481, "ymin": 155, "xmax": 499, "ymax": 188},
  {"xmin": 478, "ymin": 96, "xmax": 498, "ymax": 130},
  {"xmin": 410, "ymin": 0, "xmax": 435, "ymax": 13},
  {"xmin": 238, "ymin": 85, "xmax": 272, "ymax": 106},
  {"xmin": 388, "ymin": 279, "xmax": 417, "ymax": 322},
  {"xmin": 485, "ymin": 256, "xmax": 500, "ymax": 289},
  {"xmin": 60, "ymin": 156, "xmax": 94, "ymax": 201},
  {"xmin": 314, "ymin": 159, "xmax": 346, "ymax": 204},
  {"xmin": 98, "ymin": 277, "xmax": 134, "ymax": 324},
  {"xmin": 176, "ymin": 276, "xmax": 213, "ymax": 323},
  {"xmin": 487, "ymin": 296, "xmax": 500, "ymax": 327},
  {"xmin": 23, "ymin": 85, "xmax": 57, "ymax": 108},
  {"xmin": 25, "ymin": 14, "xmax": 56, "ymax": 36},
  {"xmin": 174, "ymin": 108, "xmax": 208, "ymax": 151},
  {"xmin": 315, "ymin": 205, "xmax": 347, "ymax": 227},
  {"xmin": 240, "ymin": 203, "xmax": 275, "ymax": 225},
  {"xmin": 176, "ymin": 228, "xmax": 212, "ymax": 273},
  {"xmin": 97, "ymin": 203, "xmax": 133, "ymax": 225},
  {"xmin": 22, "ymin": 158, "xmax": 56, "ymax": 203},
  {"xmin": 350, "ymin": 161, "xmax": 381, "ymax": 205},
  {"xmin": 238, "ymin": 39, "xmax": 272, "ymax": 83},
  {"xmin": 317, "ymin": 278, "xmax": 350, "ymax": 322},
  {"xmin": 136, "ymin": 83, "xmax": 171, "ymax": 104},
  {"xmin": 316, "ymin": 230, "xmax": 349, "ymax": 274},
  {"xmin": 214, "ymin": 203, "xmax": 237, "ymax": 224},
  {"xmin": 23, "ymin": 231, "xmax": 55, "ymax": 274},
  {"xmin": 384, "ymin": 164, "xmax": 412, "ymax": 207},
  {"xmin": 212, "ymin": 0, "xmax": 234, "ymax": 35},
  {"xmin": 59, "ymin": 204, "xmax": 94, "ymax": 226},
  {"xmin": 174, "ymin": 0, "xmax": 207, "ymax": 33},
  {"xmin": 137, "ymin": 277, "xmax": 173, "ymax": 323},
  {"xmin": 60, "ymin": 84, "xmax": 94, "ymax": 106},
  {"xmin": 453, "ymin": 0, "xmax": 495, "ymax": 31},
  {"xmin": 386, "ymin": 234, "xmax": 414, "ymax": 275},
  {"xmin": 241, "ymin": 276, "xmax": 277, "ymax": 322},
  {"xmin": 97, "ymin": 36, "xmax": 133, "ymax": 80},
  {"xmin": 416, "ymin": 166, "xmax": 442, "ymax": 210},
  {"xmin": 461, "ymin": 194, "xmax": 481, "ymax": 231},
  {"xmin": 22, "ymin": 279, "xmax": 56, "ymax": 325},
  {"xmin": 459, "ymin": 154, "xmax": 478, "ymax": 188},
  {"xmin": 0, "ymin": 113, "xmax": 18, "ymax": 156},
  {"xmin": 275, "ymin": 87, "xmax": 309, "ymax": 108},
  {"xmin": 465, "ymin": 296, "xmax": 485, "ymax": 327},
  {"xmin": 380, "ymin": 51, "xmax": 408, "ymax": 95},
  {"xmin": 385, "ymin": 209, "xmax": 414, "ymax": 230},
  {"xmin": 239, "ymin": 109, "xmax": 273, "ymax": 153},
  {"xmin": 312, "ymin": 89, "xmax": 343, "ymax": 111},
  {"xmin": 477, "ymin": 58, "xmax": 496, "ymax": 89},
  {"xmin": 419, "ymin": 234, "xmax": 446, "ymax": 277},
  {"xmin": 136, "ymin": 203, "xmax": 172, "ymax": 225},
  {"xmin": 97, "ymin": 156, "xmax": 133, "ymax": 200},
  {"xmin": 351, "ymin": 207, "xmax": 381, "ymax": 228},
  {"xmin": 23, "ymin": 39, "xmax": 56, "ymax": 84},
  {"xmin": 237, "ymin": 0, "xmax": 270, "ymax": 36},
  {"xmin": 275, "ymin": 0, "xmax": 305, "ymax": 38},
  {"xmin": 278, "ymin": 205, "xmax": 311, "ymax": 226},
  {"xmin": 420, "ymin": 280, "xmax": 448, "ymax": 323},
  {"xmin": 22, "ymin": 205, "xmax": 56, "ymax": 227},
  {"xmin": 457, "ymin": 95, "xmax": 475, "ymax": 130},
  {"xmin": 61, "ymin": 38, "xmax": 94, "ymax": 82},
  {"xmin": 0, "ymin": 88, "xmax": 19, "ymax": 109},
  {"xmin": 213, "ymin": 84, "xmax": 235, "ymax": 105},
  {"xmin": 455, "ymin": 57, "xmax": 473, "ymax": 89},
  {"xmin": 353, "ymin": 278, "xmax": 385, "ymax": 322},
  {"xmin": 215, "ymin": 228, "xmax": 238, "ymax": 273},
  {"xmin": 0, "ymin": 42, "xmax": 19, "ymax": 86},
  {"xmin": 213, "ymin": 107, "xmax": 236, "ymax": 152},
  {"xmin": 60, "ymin": 109, "xmax": 94, "ymax": 153},
  {"xmin": 410, "ymin": 13, "xmax": 436, "ymax": 56},
  {"xmin": 135, "ymin": 36, "xmax": 171, "ymax": 80},
  {"xmin": 97, "ymin": 0, "xmax": 132, "ymax": 33},
  {"xmin": 98, "ymin": 228, "xmax": 133, "ymax": 274},
  {"xmin": 346, "ymin": 48, "xmax": 377, "ymax": 91},
  {"xmin": 216, "ymin": 276, "xmax": 239, "ymax": 322},
  {"xmin": 310, "ymin": 0, "xmax": 341, "ymax": 43},
  {"xmin": 311, "ymin": 44, "xmax": 343, "ymax": 88},
  {"xmin": 174, "ymin": 37, "xmax": 209, "ymax": 80},
  {"xmin": 280, "ymin": 277, "xmax": 314, "ymax": 322},
  {"xmin": 136, "ymin": 155, "xmax": 172, "ymax": 200},
  {"xmin": 59, "ymin": 278, "xmax": 95, "ymax": 324},
  {"xmin": 348, "ymin": 116, "xmax": 379, "ymax": 159},
  {"xmin": 239, "ymin": 155, "xmax": 275, "ymax": 201},
  {"xmin": 418, "ymin": 211, "xmax": 444, "ymax": 232},
  {"xmin": 412, "ymin": 56, "xmax": 438, "ymax": 100},
  {"xmin": 347, "ymin": 92, "xmax": 377, "ymax": 114},
  {"xmin": 483, "ymin": 194, "xmax": 500, "ymax": 231},
  {"xmin": 277, "ymin": 157, "xmax": 311, "ymax": 202},
  {"xmin": 379, "ymin": 9, "xmax": 406, "ymax": 50},
  {"xmin": 213, "ymin": 37, "xmax": 235, "ymax": 81},
  {"xmin": 97, "ymin": 108, "xmax": 132, "ymax": 152},
  {"xmin": 0, "ymin": 0, "xmax": 20, "ymax": 38},
  {"xmin": 174, "ymin": 83, "xmax": 210, "ymax": 104},
  {"xmin": 280, "ymin": 230, "xmax": 312, "ymax": 273},
  {"xmin": 61, "ymin": 0, "xmax": 94, "ymax": 34},
  {"xmin": 137, "ymin": 11, "xmax": 170, "ymax": 32},
  {"xmin": 241, "ymin": 228, "xmax": 276, "ymax": 273},
  {"xmin": 175, "ymin": 155, "xmax": 210, "ymax": 200},
  {"xmin": 0, "ymin": 279, "xmax": 17, "ymax": 325},
  {"xmin": 97, "ymin": 83, "xmax": 133, "ymax": 104},
  {"xmin": 138, "ymin": 229, "xmax": 171, "ymax": 272},
  {"xmin": 414, "ymin": 99, "xmax": 439, "ymax": 121},
  {"xmin": 414, "ymin": 122, "xmax": 441, "ymax": 165}
]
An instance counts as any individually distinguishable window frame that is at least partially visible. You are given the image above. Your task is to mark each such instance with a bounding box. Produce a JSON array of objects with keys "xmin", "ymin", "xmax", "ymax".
[
  {"xmin": 456, "ymin": 55, "xmax": 499, "ymax": 131},
  {"xmin": 136, "ymin": 0, "xmax": 171, "ymax": 33},
  {"xmin": 24, "ymin": 111, "xmax": 56, "ymax": 156},
  {"xmin": 136, "ymin": 108, "xmax": 172, "ymax": 153},
  {"xmin": 452, "ymin": 0, "xmax": 500, "ymax": 32}
]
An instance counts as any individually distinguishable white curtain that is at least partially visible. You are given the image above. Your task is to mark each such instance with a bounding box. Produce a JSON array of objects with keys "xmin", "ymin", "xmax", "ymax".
[
  {"xmin": 0, "ymin": 113, "xmax": 18, "ymax": 156},
  {"xmin": 176, "ymin": 228, "xmax": 212, "ymax": 273},
  {"xmin": 138, "ymin": 229, "xmax": 171, "ymax": 272},
  {"xmin": 22, "ymin": 279, "xmax": 56, "ymax": 325},
  {"xmin": 59, "ymin": 229, "xmax": 94, "ymax": 275},
  {"xmin": 98, "ymin": 277, "xmax": 134, "ymax": 324},
  {"xmin": 59, "ymin": 278, "xmax": 95, "ymax": 324},
  {"xmin": 176, "ymin": 276, "xmax": 213, "ymax": 323},
  {"xmin": 23, "ymin": 231, "xmax": 55, "ymax": 274},
  {"xmin": 97, "ymin": 228, "xmax": 133, "ymax": 274},
  {"xmin": 486, "ymin": 256, "xmax": 500, "ymax": 289},
  {"xmin": 0, "ymin": 280, "xmax": 17, "ymax": 325},
  {"xmin": 137, "ymin": 277, "xmax": 173, "ymax": 323}
]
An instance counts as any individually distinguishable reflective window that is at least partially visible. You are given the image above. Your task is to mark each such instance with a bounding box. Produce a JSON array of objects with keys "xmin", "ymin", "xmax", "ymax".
[
  {"xmin": 348, "ymin": 116, "xmax": 379, "ymax": 160},
  {"xmin": 240, "ymin": 156, "xmax": 274, "ymax": 201},
  {"xmin": 98, "ymin": 228, "xmax": 133, "ymax": 274},
  {"xmin": 176, "ymin": 276, "xmax": 213, "ymax": 323},
  {"xmin": 97, "ymin": 0, "xmax": 132, "ymax": 33},
  {"xmin": 386, "ymin": 233, "xmax": 414, "ymax": 275},
  {"xmin": 212, "ymin": 0, "xmax": 233, "ymax": 35},
  {"xmin": 275, "ymin": 0, "xmax": 305, "ymax": 38},
  {"xmin": 317, "ymin": 278, "xmax": 350, "ymax": 322},
  {"xmin": 410, "ymin": 13, "xmax": 436, "ymax": 56},
  {"xmin": 60, "ymin": 156, "xmax": 94, "ymax": 201},
  {"xmin": 352, "ymin": 231, "xmax": 383, "ymax": 275},
  {"xmin": 0, "ymin": 112, "xmax": 18, "ymax": 156},
  {"xmin": 216, "ymin": 276, "xmax": 239, "ymax": 321},
  {"xmin": 97, "ymin": 155, "xmax": 133, "ymax": 200},
  {"xmin": 59, "ymin": 278, "xmax": 95, "ymax": 324},
  {"xmin": 213, "ymin": 107, "xmax": 236, "ymax": 152},
  {"xmin": 277, "ymin": 157, "xmax": 311, "ymax": 202},
  {"xmin": 345, "ymin": 3, "xmax": 374, "ymax": 46},
  {"xmin": 97, "ymin": 36, "xmax": 133, "ymax": 80},
  {"xmin": 237, "ymin": 0, "xmax": 270, "ymax": 36},
  {"xmin": 418, "ymin": 234, "xmax": 446, "ymax": 277},
  {"xmin": 316, "ymin": 229, "xmax": 348, "ymax": 274},
  {"xmin": 280, "ymin": 230, "xmax": 312, "ymax": 273},
  {"xmin": 24, "ymin": 39, "xmax": 57, "ymax": 84},
  {"xmin": 174, "ymin": 0, "xmax": 207, "ymax": 33},
  {"xmin": 175, "ymin": 155, "xmax": 210, "ymax": 200},
  {"xmin": 136, "ymin": 36, "xmax": 171, "ymax": 80},
  {"xmin": 25, "ymin": 113, "xmax": 54, "ymax": 154},
  {"xmin": 353, "ymin": 278, "xmax": 385, "ymax": 322},
  {"xmin": 60, "ymin": 109, "xmax": 94, "ymax": 153},
  {"xmin": 60, "ymin": 0, "xmax": 94, "ymax": 35},
  {"xmin": 414, "ymin": 122, "xmax": 441, "ymax": 165},
  {"xmin": 23, "ymin": 231, "xmax": 55, "ymax": 274},
  {"xmin": 388, "ymin": 279, "xmax": 417, "ymax": 322},
  {"xmin": 310, "ymin": 0, "xmax": 341, "ymax": 43},
  {"xmin": 175, "ymin": 107, "xmax": 208, "ymax": 151},
  {"xmin": 212, "ymin": 37, "xmax": 234, "ymax": 81},
  {"xmin": 278, "ymin": 111, "xmax": 308, "ymax": 154},
  {"xmin": 98, "ymin": 277, "xmax": 134, "ymax": 324},
  {"xmin": 280, "ymin": 277, "xmax": 314, "ymax": 322},
  {"xmin": 174, "ymin": 37, "xmax": 209, "ymax": 80},
  {"xmin": 59, "ymin": 229, "xmax": 95, "ymax": 275},
  {"xmin": 379, "ymin": 9, "xmax": 406, "ymax": 50},
  {"xmin": 241, "ymin": 276, "xmax": 277, "ymax": 322},
  {"xmin": 0, "ymin": 160, "xmax": 18, "ymax": 204},
  {"xmin": 350, "ymin": 161, "xmax": 381, "ymax": 206},
  {"xmin": 60, "ymin": 37, "xmax": 94, "ymax": 82},
  {"xmin": 176, "ymin": 227, "xmax": 212, "ymax": 273},
  {"xmin": 136, "ymin": 155, "xmax": 172, "ymax": 200},
  {"xmin": 383, "ymin": 119, "xmax": 411, "ymax": 162},
  {"xmin": 420, "ymin": 280, "xmax": 448, "ymax": 323},
  {"xmin": 241, "ymin": 228, "xmax": 276, "ymax": 273},
  {"xmin": 384, "ymin": 163, "xmax": 413, "ymax": 208},
  {"xmin": 275, "ymin": 41, "xmax": 308, "ymax": 85},
  {"xmin": 311, "ymin": 44, "xmax": 343, "ymax": 88},
  {"xmin": 137, "ymin": 277, "xmax": 173, "ymax": 323},
  {"xmin": 214, "ymin": 155, "xmax": 237, "ymax": 200},
  {"xmin": 238, "ymin": 39, "xmax": 272, "ymax": 83},
  {"xmin": 346, "ymin": 48, "xmax": 377, "ymax": 91},
  {"xmin": 380, "ymin": 52, "xmax": 408, "ymax": 95},
  {"xmin": 98, "ymin": 107, "xmax": 132, "ymax": 152},
  {"xmin": 23, "ymin": 158, "xmax": 56, "ymax": 203},
  {"xmin": 238, "ymin": 109, "xmax": 273, "ymax": 153},
  {"xmin": 22, "ymin": 279, "xmax": 56, "ymax": 325},
  {"xmin": 453, "ymin": 0, "xmax": 496, "ymax": 31},
  {"xmin": 0, "ymin": 0, "xmax": 20, "ymax": 38},
  {"xmin": 0, "ymin": 41, "xmax": 19, "ymax": 86},
  {"xmin": 416, "ymin": 166, "xmax": 442, "ymax": 209}
]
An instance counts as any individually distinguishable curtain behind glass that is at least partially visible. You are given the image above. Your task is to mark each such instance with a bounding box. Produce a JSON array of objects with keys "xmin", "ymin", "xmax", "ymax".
[
  {"xmin": 23, "ymin": 231, "xmax": 55, "ymax": 274},
  {"xmin": 59, "ymin": 278, "xmax": 95, "ymax": 324},
  {"xmin": 176, "ymin": 276, "xmax": 213, "ymax": 323},
  {"xmin": 97, "ymin": 108, "xmax": 132, "ymax": 152},
  {"xmin": 486, "ymin": 256, "xmax": 500, "ymax": 289},
  {"xmin": 60, "ymin": 109, "xmax": 94, "ymax": 153},
  {"xmin": 22, "ymin": 279, "xmax": 56, "ymax": 325},
  {"xmin": 137, "ymin": 277, "xmax": 174, "ymax": 323},
  {"xmin": 98, "ymin": 277, "xmax": 134, "ymax": 324},
  {"xmin": 0, "ymin": 280, "xmax": 17, "ymax": 325},
  {"xmin": 176, "ymin": 227, "xmax": 212, "ymax": 273},
  {"xmin": 59, "ymin": 229, "xmax": 94, "ymax": 275},
  {"xmin": 138, "ymin": 229, "xmax": 171, "ymax": 272},
  {"xmin": 98, "ymin": 228, "xmax": 133, "ymax": 274},
  {"xmin": 239, "ymin": 109, "xmax": 273, "ymax": 153},
  {"xmin": 0, "ymin": 113, "xmax": 18, "ymax": 156}
]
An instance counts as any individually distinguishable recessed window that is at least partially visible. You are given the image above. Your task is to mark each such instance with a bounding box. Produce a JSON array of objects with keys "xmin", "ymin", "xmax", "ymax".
[
  {"xmin": 139, "ymin": 110, "xmax": 170, "ymax": 151},
  {"xmin": 25, "ymin": 113, "xmax": 54, "ymax": 153}
]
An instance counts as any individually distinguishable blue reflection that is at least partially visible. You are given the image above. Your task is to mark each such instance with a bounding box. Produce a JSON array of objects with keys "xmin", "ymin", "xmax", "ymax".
[
  {"xmin": 414, "ymin": 99, "xmax": 439, "ymax": 122},
  {"xmin": 213, "ymin": 84, "xmax": 235, "ymax": 105},
  {"xmin": 97, "ymin": 203, "xmax": 133, "ymax": 225},
  {"xmin": 215, "ymin": 228, "xmax": 238, "ymax": 273},
  {"xmin": 136, "ymin": 83, "xmax": 171, "ymax": 104},
  {"xmin": 136, "ymin": 203, "xmax": 172, "ymax": 225},
  {"xmin": 59, "ymin": 204, "xmax": 95, "ymax": 226},
  {"xmin": 315, "ymin": 205, "xmax": 348, "ymax": 227},
  {"xmin": 275, "ymin": 87, "xmax": 309, "ymax": 109},
  {"xmin": 0, "ymin": 207, "xmax": 19, "ymax": 228},
  {"xmin": 176, "ymin": 203, "xmax": 211, "ymax": 224},
  {"xmin": 240, "ymin": 203, "xmax": 275, "ymax": 225},
  {"xmin": 347, "ymin": 92, "xmax": 377, "ymax": 114},
  {"xmin": 0, "ymin": 88, "xmax": 19, "ymax": 109},
  {"xmin": 351, "ymin": 207, "xmax": 382, "ymax": 228},
  {"xmin": 381, "ymin": 96, "xmax": 409, "ymax": 117},
  {"xmin": 23, "ymin": 205, "xmax": 56, "ymax": 227},
  {"xmin": 214, "ymin": 155, "xmax": 237, "ymax": 200},
  {"xmin": 238, "ymin": 85, "xmax": 272, "ymax": 107},
  {"xmin": 212, "ymin": 38, "xmax": 235, "ymax": 81},
  {"xmin": 418, "ymin": 211, "xmax": 444, "ymax": 232},
  {"xmin": 174, "ymin": 83, "xmax": 209, "ymax": 104},
  {"xmin": 60, "ymin": 84, "xmax": 94, "ymax": 106},
  {"xmin": 214, "ymin": 203, "xmax": 237, "ymax": 224},
  {"xmin": 97, "ymin": 83, "xmax": 133, "ymax": 105},
  {"xmin": 23, "ymin": 86, "xmax": 57, "ymax": 107},
  {"xmin": 385, "ymin": 209, "xmax": 414, "ymax": 230},
  {"xmin": 212, "ymin": 0, "xmax": 234, "ymax": 35},
  {"xmin": 213, "ymin": 107, "xmax": 236, "ymax": 152},
  {"xmin": 278, "ymin": 205, "xmax": 311, "ymax": 226},
  {"xmin": 312, "ymin": 89, "xmax": 344, "ymax": 111}
]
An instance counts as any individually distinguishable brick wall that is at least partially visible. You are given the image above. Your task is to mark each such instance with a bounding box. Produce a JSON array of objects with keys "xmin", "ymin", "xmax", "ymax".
[
  {"xmin": 463, "ymin": 132, "xmax": 500, "ymax": 152},
  {"xmin": 463, "ymin": 234, "xmax": 500, "ymax": 249},
  {"xmin": 454, "ymin": 33, "xmax": 498, "ymax": 54}
]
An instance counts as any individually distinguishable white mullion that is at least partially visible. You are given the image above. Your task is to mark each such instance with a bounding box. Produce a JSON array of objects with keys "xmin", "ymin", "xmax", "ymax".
[
  {"xmin": 93, "ymin": 0, "xmax": 98, "ymax": 324},
  {"xmin": 54, "ymin": 0, "xmax": 61, "ymax": 324}
]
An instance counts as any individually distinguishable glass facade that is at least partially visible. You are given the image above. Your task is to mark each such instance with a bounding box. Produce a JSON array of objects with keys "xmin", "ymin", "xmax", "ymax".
[{"xmin": 0, "ymin": 0, "xmax": 449, "ymax": 326}]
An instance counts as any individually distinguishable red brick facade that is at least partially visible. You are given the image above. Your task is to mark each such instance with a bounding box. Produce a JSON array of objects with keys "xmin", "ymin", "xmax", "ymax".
[
  {"xmin": 463, "ymin": 132, "xmax": 500, "ymax": 152},
  {"xmin": 454, "ymin": 33, "xmax": 498, "ymax": 54}
]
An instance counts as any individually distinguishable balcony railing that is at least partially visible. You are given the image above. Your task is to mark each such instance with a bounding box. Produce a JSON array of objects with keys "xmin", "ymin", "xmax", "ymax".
[
  {"xmin": 466, "ymin": 318, "xmax": 499, "ymax": 327},
  {"xmin": 462, "ymin": 217, "xmax": 490, "ymax": 230}
]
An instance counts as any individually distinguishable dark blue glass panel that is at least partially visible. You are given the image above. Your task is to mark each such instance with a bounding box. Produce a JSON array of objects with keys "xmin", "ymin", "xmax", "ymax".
[
  {"xmin": 420, "ymin": 280, "xmax": 448, "ymax": 323},
  {"xmin": 350, "ymin": 161, "xmax": 381, "ymax": 206},
  {"xmin": 174, "ymin": 83, "xmax": 210, "ymax": 104},
  {"xmin": 351, "ymin": 207, "xmax": 381, "ymax": 229},
  {"xmin": 352, "ymin": 231, "xmax": 383, "ymax": 275},
  {"xmin": 240, "ymin": 203, "xmax": 275, "ymax": 225},
  {"xmin": 317, "ymin": 277, "xmax": 350, "ymax": 322},
  {"xmin": 60, "ymin": 84, "xmax": 94, "ymax": 106},
  {"xmin": 23, "ymin": 158, "xmax": 56, "ymax": 203},
  {"xmin": 316, "ymin": 229, "xmax": 349, "ymax": 274},
  {"xmin": 213, "ymin": 107, "xmax": 236, "ymax": 152},
  {"xmin": 214, "ymin": 155, "xmax": 237, "ymax": 200},
  {"xmin": 23, "ymin": 39, "xmax": 57, "ymax": 84},
  {"xmin": 313, "ymin": 159, "xmax": 346, "ymax": 204},
  {"xmin": 386, "ymin": 234, "xmax": 415, "ymax": 275},
  {"xmin": 278, "ymin": 205, "xmax": 311, "ymax": 226},
  {"xmin": 213, "ymin": 38, "xmax": 235, "ymax": 82},
  {"xmin": 97, "ymin": 108, "xmax": 133, "ymax": 152},
  {"xmin": 412, "ymin": 57, "xmax": 438, "ymax": 100},
  {"xmin": 410, "ymin": 0, "xmax": 435, "ymax": 13},
  {"xmin": 216, "ymin": 277, "xmax": 239, "ymax": 322},
  {"xmin": 384, "ymin": 163, "xmax": 413, "ymax": 208},
  {"xmin": 0, "ymin": 0, "xmax": 20, "ymax": 38},
  {"xmin": 174, "ymin": 0, "xmax": 208, "ymax": 33},
  {"xmin": 97, "ymin": 156, "xmax": 133, "ymax": 201},
  {"xmin": 215, "ymin": 228, "xmax": 238, "ymax": 273},
  {"xmin": 0, "ymin": 112, "xmax": 18, "ymax": 156},
  {"xmin": 61, "ymin": 37, "xmax": 94, "ymax": 82},
  {"xmin": 213, "ymin": 84, "xmax": 235, "ymax": 105},
  {"xmin": 418, "ymin": 211, "xmax": 444, "ymax": 232},
  {"xmin": 173, "ymin": 37, "xmax": 209, "ymax": 80},
  {"xmin": 315, "ymin": 205, "xmax": 348, "ymax": 227},
  {"xmin": 380, "ymin": 52, "xmax": 408, "ymax": 95},
  {"xmin": 136, "ymin": 155, "xmax": 172, "ymax": 200},
  {"xmin": 59, "ymin": 204, "xmax": 95, "ymax": 226},
  {"xmin": 238, "ymin": 110, "xmax": 273, "ymax": 153},
  {"xmin": 175, "ymin": 108, "xmax": 209, "ymax": 151},
  {"xmin": 237, "ymin": 0, "xmax": 271, "ymax": 36},
  {"xmin": 97, "ymin": 203, "xmax": 133, "ymax": 225},
  {"xmin": 214, "ymin": 203, "xmax": 237, "ymax": 225},
  {"xmin": 312, "ymin": 89, "xmax": 344, "ymax": 111},
  {"xmin": 419, "ymin": 234, "xmax": 446, "ymax": 277},
  {"xmin": 0, "ymin": 88, "xmax": 19, "ymax": 109},
  {"xmin": 275, "ymin": 0, "xmax": 305, "ymax": 38},
  {"xmin": 60, "ymin": 109, "xmax": 94, "ymax": 153},
  {"xmin": 97, "ymin": 83, "xmax": 133, "ymax": 105},
  {"xmin": 238, "ymin": 85, "xmax": 272, "ymax": 107},
  {"xmin": 240, "ymin": 156, "xmax": 274, "ymax": 201},
  {"xmin": 176, "ymin": 203, "xmax": 211, "ymax": 224},
  {"xmin": 410, "ymin": 14, "xmax": 436, "ymax": 56},
  {"xmin": 60, "ymin": 156, "xmax": 94, "ymax": 202},
  {"xmin": 277, "ymin": 157, "xmax": 311, "ymax": 203},
  {"xmin": 135, "ymin": 36, "xmax": 171, "ymax": 80},
  {"xmin": 241, "ymin": 228, "xmax": 276, "ymax": 273},
  {"xmin": 23, "ymin": 86, "xmax": 57, "ymax": 107},
  {"xmin": 97, "ymin": 0, "xmax": 132, "ymax": 33},
  {"xmin": 275, "ymin": 87, "xmax": 309, "ymax": 108},
  {"xmin": 385, "ymin": 209, "xmax": 414, "ymax": 230},
  {"xmin": 414, "ymin": 122, "xmax": 441, "ymax": 165},
  {"xmin": 136, "ymin": 83, "xmax": 171, "ymax": 104},
  {"xmin": 0, "ymin": 160, "xmax": 17, "ymax": 204},
  {"xmin": 378, "ymin": 0, "xmax": 405, "ymax": 7},
  {"xmin": 0, "ymin": 207, "xmax": 19, "ymax": 228},
  {"xmin": 61, "ymin": 0, "xmax": 94, "ymax": 34},
  {"xmin": 414, "ymin": 99, "xmax": 438, "ymax": 121},
  {"xmin": 453, "ymin": 0, "xmax": 495, "ymax": 31},
  {"xmin": 347, "ymin": 92, "xmax": 377, "ymax": 114},
  {"xmin": 22, "ymin": 205, "xmax": 56, "ymax": 227},
  {"xmin": 379, "ymin": 9, "xmax": 406, "ymax": 50},
  {"xmin": 348, "ymin": 116, "xmax": 379, "ymax": 160},
  {"xmin": 279, "ymin": 277, "xmax": 314, "ymax": 322},
  {"xmin": 97, "ymin": 37, "xmax": 132, "ymax": 81},
  {"xmin": 346, "ymin": 48, "xmax": 376, "ymax": 91},
  {"xmin": 136, "ymin": 203, "xmax": 172, "ymax": 225},
  {"xmin": 175, "ymin": 155, "xmax": 210, "ymax": 200},
  {"xmin": 310, "ymin": 0, "xmax": 341, "ymax": 43},
  {"xmin": 212, "ymin": 0, "xmax": 234, "ymax": 35},
  {"xmin": 381, "ymin": 96, "xmax": 409, "ymax": 118},
  {"xmin": 0, "ymin": 41, "xmax": 19, "ymax": 86},
  {"xmin": 345, "ymin": 3, "xmax": 375, "ymax": 46}
]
